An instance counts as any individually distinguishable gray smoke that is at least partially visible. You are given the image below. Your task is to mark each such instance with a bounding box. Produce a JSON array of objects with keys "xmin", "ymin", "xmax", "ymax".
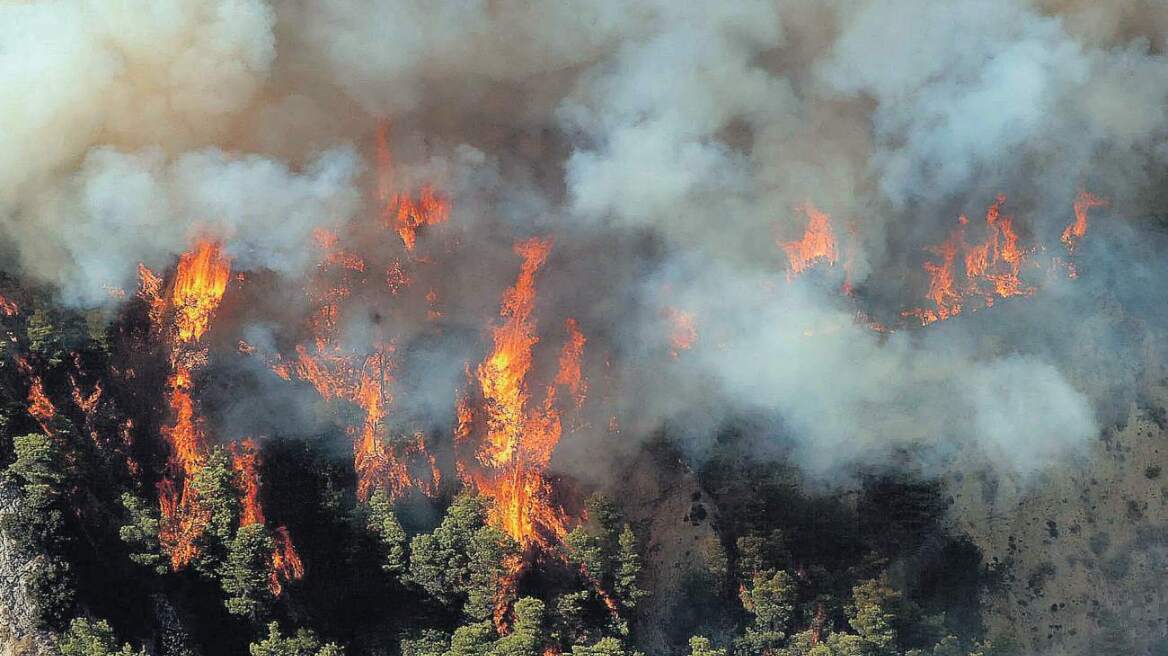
[{"xmin": 4, "ymin": 0, "xmax": 1168, "ymax": 486}]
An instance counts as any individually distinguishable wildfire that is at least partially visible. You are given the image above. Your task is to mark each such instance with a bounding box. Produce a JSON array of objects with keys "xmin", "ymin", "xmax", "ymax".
[
  {"xmin": 781, "ymin": 202, "xmax": 838, "ymax": 278},
  {"xmin": 232, "ymin": 439, "xmax": 305, "ymax": 595},
  {"xmin": 232, "ymin": 440, "xmax": 266, "ymax": 527},
  {"xmin": 154, "ymin": 240, "xmax": 234, "ymax": 570},
  {"xmin": 391, "ymin": 186, "xmax": 451, "ymax": 252},
  {"xmin": 272, "ymin": 220, "xmax": 443, "ymax": 503},
  {"xmin": 376, "ymin": 122, "xmax": 451, "ymax": 252},
  {"xmin": 1062, "ymin": 191, "xmax": 1107, "ymax": 253},
  {"xmin": 0, "ymin": 293, "xmax": 18, "ymax": 316},
  {"xmin": 270, "ymin": 527, "xmax": 305, "ymax": 597},
  {"xmin": 456, "ymin": 237, "xmax": 583, "ymax": 550},
  {"xmin": 314, "ymin": 228, "xmax": 366, "ymax": 272},
  {"xmin": 551, "ymin": 319, "xmax": 587, "ymax": 410},
  {"xmin": 172, "ymin": 241, "xmax": 231, "ymax": 343},
  {"xmin": 1061, "ymin": 191, "xmax": 1108, "ymax": 278},
  {"xmin": 22, "ymin": 366, "xmax": 56, "ymax": 433},
  {"xmin": 904, "ymin": 196, "xmax": 1035, "ymax": 326}
]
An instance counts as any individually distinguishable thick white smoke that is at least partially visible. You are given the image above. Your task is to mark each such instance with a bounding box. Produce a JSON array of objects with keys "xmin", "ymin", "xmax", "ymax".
[{"xmin": 5, "ymin": 0, "xmax": 1168, "ymax": 483}]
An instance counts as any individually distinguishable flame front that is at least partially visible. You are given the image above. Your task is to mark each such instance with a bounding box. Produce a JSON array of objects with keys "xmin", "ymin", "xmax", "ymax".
[
  {"xmin": 172, "ymin": 242, "xmax": 231, "ymax": 343},
  {"xmin": 904, "ymin": 196, "xmax": 1036, "ymax": 326},
  {"xmin": 456, "ymin": 237, "xmax": 584, "ymax": 549}
]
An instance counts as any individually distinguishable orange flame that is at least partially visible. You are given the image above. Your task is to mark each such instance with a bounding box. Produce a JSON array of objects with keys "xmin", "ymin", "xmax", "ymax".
[
  {"xmin": 232, "ymin": 439, "xmax": 266, "ymax": 527},
  {"xmin": 377, "ymin": 122, "xmax": 451, "ymax": 252},
  {"xmin": 231, "ymin": 439, "xmax": 303, "ymax": 595},
  {"xmin": 1062, "ymin": 191, "xmax": 1107, "ymax": 253},
  {"xmin": 781, "ymin": 202, "xmax": 837, "ymax": 278},
  {"xmin": 275, "ymin": 230, "xmax": 442, "ymax": 503},
  {"xmin": 0, "ymin": 293, "xmax": 18, "ymax": 316},
  {"xmin": 155, "ymin": 240, "xmax": 232, "ymax": 569},
  {"xmin": 269, "ymin": 526, "xmax": 304, "ymax": 596},
  {"xmin": 18, "ymin": 357, "xmax": 56, "ymax": 433},
  {"xmin": 392, "ymin": 187, "xmax": 451, "ymax": 252},
  {"xmin": 158, "ymin": 365, "xmax": 208, "ymax": 569},
  {"xmin": 1061, "ymin": 191, "xmax": 1108, "ymax": 278},
  {"xmin": 172, "ymin": 242, "xmax": 231, "ymax": 343},
  {"xmin": 904, "ymin": 196, "xmax": 1035, "ymax": 326},
  {"xmin": 552, "ymin": 319, "xmax": 587, "ymax": 410},
  {"xmin": 458, "ymin": 237, "xmax": 582, "ymax": 548}
]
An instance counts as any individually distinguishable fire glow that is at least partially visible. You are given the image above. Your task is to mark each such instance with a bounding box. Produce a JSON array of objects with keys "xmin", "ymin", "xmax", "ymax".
[
  {"xmin": 143, "ymin": 240, "xmax": 303, "ymax": 592},
  {"xmin": 460, "ymin": 237, "xmax": 578, "ymax": 548},
  {"xmin": 6, "ymin": 124, "xmax": 1105, "ymax": 630}
]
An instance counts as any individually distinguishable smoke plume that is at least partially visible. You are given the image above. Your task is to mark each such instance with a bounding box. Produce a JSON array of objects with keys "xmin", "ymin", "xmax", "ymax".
[{"xmin": 5, "ymin": 0, "xmax": 1168, "ymax": 486}]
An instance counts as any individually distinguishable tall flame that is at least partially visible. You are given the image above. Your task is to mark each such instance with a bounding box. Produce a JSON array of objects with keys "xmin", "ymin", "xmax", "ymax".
[
  {"xmin": 232, "ymin": 439, "xmax": 304, "ymax": 595},
  {"xmin": 457, "ymin": 237, "xmax": 583, "ymax": 550},
  {"xmin": 172, "ymin": 242, "xmax": 231, "ymax": 343},
  {"xmin": 1062, "ymin": 191, "xmax": 1107, "ymax": 253},
  {"xmin": 157, "ymin": 240, "xmax": 231, "ymax": 569}
]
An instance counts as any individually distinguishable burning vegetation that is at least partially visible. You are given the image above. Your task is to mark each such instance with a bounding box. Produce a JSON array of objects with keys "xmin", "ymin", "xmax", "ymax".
[{"xmin": 6, "ymin": 2, "xmax": 1168, "ymax": 656}]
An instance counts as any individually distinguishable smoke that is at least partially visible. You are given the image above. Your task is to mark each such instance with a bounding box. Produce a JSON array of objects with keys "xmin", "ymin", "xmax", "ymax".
[{"xmin": 5, "ymin": 0, "xmax": 1168, "ymax": 486}]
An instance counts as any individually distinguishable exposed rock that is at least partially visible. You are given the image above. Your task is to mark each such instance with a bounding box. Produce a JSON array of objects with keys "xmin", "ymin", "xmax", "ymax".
[{"xmin": 0, "ymin": 485, "xmax": 56, "ymax": 656}]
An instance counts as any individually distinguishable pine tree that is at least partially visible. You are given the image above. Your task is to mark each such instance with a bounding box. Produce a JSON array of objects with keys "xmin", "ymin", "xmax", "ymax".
[
  {"xmin": 490, "ymin": 597, "xmax": 544, "ymax": 656},
  {"xmin": 221, "ymin": 524, "xmax": 276, "ymax": 621},
  {"xmin": 119, "ymin": 492, "xmax": 167, "ymax": 575},
  {"xmin": 59, "ymin": 617, "xmax": 145, "ymax": 656},
  {"xmin": 568, "ymin": 637, "xmax": 644, "ymax": 656},
  {"xmin": 848, "ymin": 575, "xmax": 902, "ymax": 654},
  {"xmin": 191, "ymin": 446, "xmax": 242, "ymax": 577},
  {"xmin": 614, "ymin": 525, "xmax": 646, "ymax": 612},
  {"xmin": 366, "ymin": 489, "xmax": 407, "ymax": 576},
  {"xmin": 444, "ymin": 621, "xmax": 495, "ymax": 656},
  {"xmin": 687, "ymin": 636, "xmax": 727, "ymax": 656},
  {"xmin": 249, "ymin": 622, "xmax": 344, "ymax": 656}
]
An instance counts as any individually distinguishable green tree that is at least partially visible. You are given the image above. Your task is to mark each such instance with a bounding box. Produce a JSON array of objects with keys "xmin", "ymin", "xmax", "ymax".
[
  {"xmin": 401, "ymin": 629, "xmax": 451, "ymax": 656},
  {"xmin": 59, "ymin": 617, "xmax": 144, "ymax": 656},
  {"xmin": 848, "ymin": 575, "xmax": 902, "ymax": 654},
  {"xmin": 444, "ymin": 621, "xmax": 495, "ymax": 656},
  {"xmin": 931, "ymin": 635, "xmax": 963, "ymax": 656},
  {"xmin": 466, "ymin": 526, "xmax": 519, "ymax": 623},
  {"xmin": 409, "ymin": 494, "xmax": 490, "ymax": 605},
  {"xmin": 614, "ymin": 525, "xmax": 646, "ymax": 612},
  {"xmin": 564, "ymin": 495, "xmax": 620, "ymax": 583},
  {"xmin": 823, "ymin": 632, "xmax": 868, "ymax": 656},
  {"xmin": 409, "ymin": 494, "xmax": 519, "ymax": 622},
  {"xmin": 26, "ymin": 307, "xmax": 86, "ymax": 365},
  {"xmin": 490, "ymin": 597, "xmax": 544, "ymax": 656},
  {"xmin": 2, "ymin": 433, "xmax": 74, "ymax": 627},
  {"xmin": 118, "ymin": 492, "xmax": 167, "ymax": 575},
  {"xmin": 4, "ymin": 433, "xmax": 67, "ymax": 552},
  {"xmin": 249, "ymin": 622, "xmax": 344, "ymax": 656},
  {"xmin": 366, "ymin": 489, "xmax": 407, "ymax": 576},
  {"xmin": 221, "ymin": 524, "xmax": 275, "ymax": 621},
  {"xmin": 742, "ymin": 569, "xmax": 796, "ymax": 634},
  {"xmin": 190, "ymin": 446, "xmax": 241, "ymax": 577},
  {"xmin": 552, "ymin": 591, "xmax": 591, "ymax": 647},
  {"xmin": 688, "ymin": 636, "xmax": 727, "ymax": 656},
  {"xmin": 568, "ymin": 637, "xmax": 643, "ymax": 656},
  {"xmin": 735, "ymin": 530, "xmax": 788, "ymax": 579}
]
